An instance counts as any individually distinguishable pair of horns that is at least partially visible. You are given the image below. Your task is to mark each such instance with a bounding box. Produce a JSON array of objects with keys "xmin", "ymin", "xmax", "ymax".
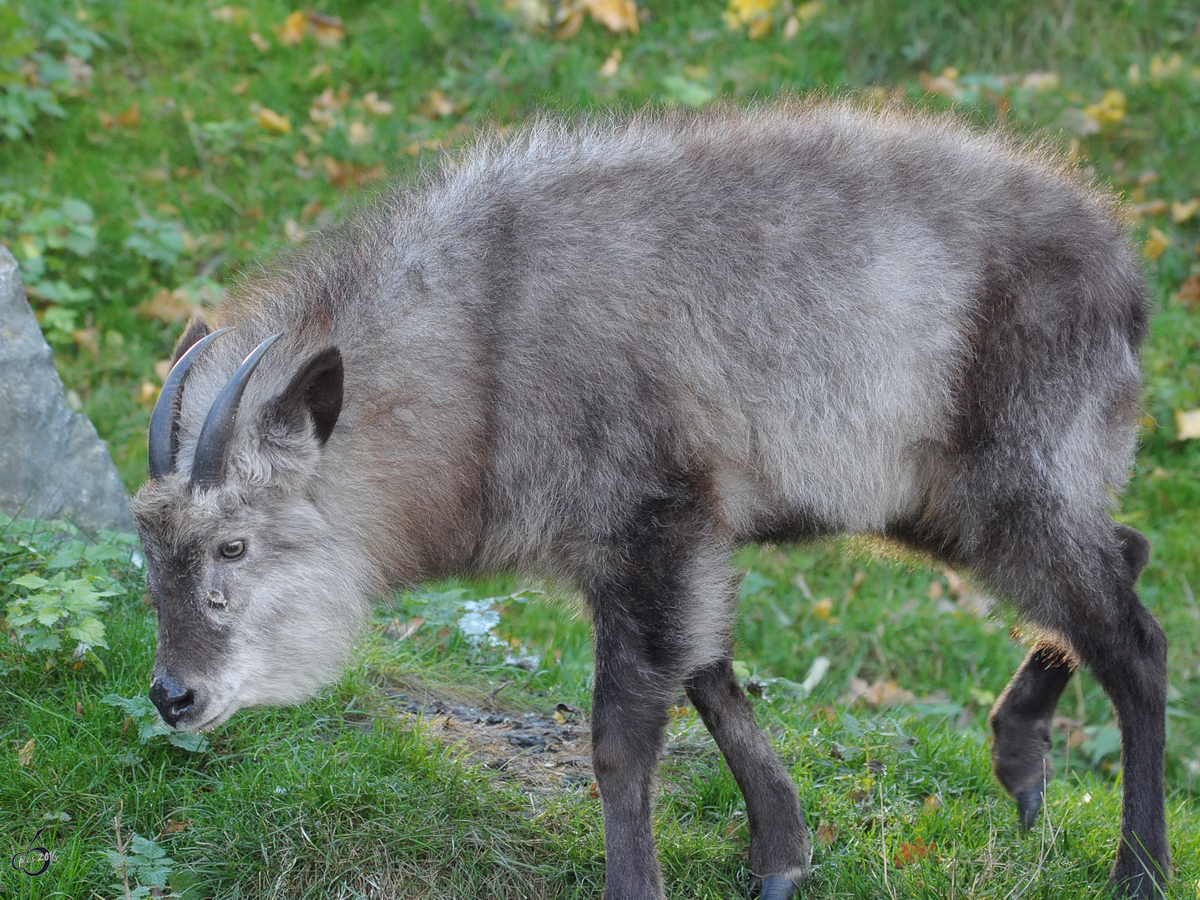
[{"xmin": 148, "ymin": 329, "xmax": 283, "ymax": 488}]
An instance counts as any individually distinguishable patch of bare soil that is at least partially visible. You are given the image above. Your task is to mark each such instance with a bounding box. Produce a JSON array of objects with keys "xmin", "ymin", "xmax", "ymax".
[{"xmin": 382, "ymin": 687, "xmax": 596, "ymax": 800}]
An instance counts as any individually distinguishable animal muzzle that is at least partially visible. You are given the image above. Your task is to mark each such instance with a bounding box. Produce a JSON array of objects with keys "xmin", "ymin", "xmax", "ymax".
[{"xmin": 150, "ymin": 673, "xmax": 196, "ymax": 728}]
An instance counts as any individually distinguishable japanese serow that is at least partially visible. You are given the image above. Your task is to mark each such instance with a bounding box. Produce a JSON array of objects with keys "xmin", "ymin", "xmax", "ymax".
[{"xmin": 131, "ymin": 100, "xmax": 1168, "ymax": 899}]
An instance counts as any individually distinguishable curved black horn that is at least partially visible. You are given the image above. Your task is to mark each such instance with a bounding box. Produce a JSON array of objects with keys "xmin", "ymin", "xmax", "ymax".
[
  {"xmin": 148, "ymin": 327, "xmax": 234, "ymax": 480},
  {"xmin": 189, "ymin": 333, "xmax": 283, "ymax": 490}
]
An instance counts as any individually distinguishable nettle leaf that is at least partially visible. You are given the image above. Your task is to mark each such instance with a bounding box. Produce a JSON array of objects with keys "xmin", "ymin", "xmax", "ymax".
[
  {"xmin": 11, "ymin": 573, "xmax": 49, "ymax": 590},
  {"xmin": 35, "ymin": 607, "xmax": 64, "ymax": 626},
  {"xmin": 169, "ymin": 731, "xmax": 209, "ymax": 753},
  {"xmin": 25, "ymin": 633, "xmax": 61, "ymax": 651},
  {"xmin": 67, "ymin": 616, "xmax": 107, "ymax": 648}
]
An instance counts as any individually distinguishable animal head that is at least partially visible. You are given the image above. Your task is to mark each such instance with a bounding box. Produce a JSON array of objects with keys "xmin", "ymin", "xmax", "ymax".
[{"xmin": 131, "ymin": 320, "xmax": 372, "ymax": 731}]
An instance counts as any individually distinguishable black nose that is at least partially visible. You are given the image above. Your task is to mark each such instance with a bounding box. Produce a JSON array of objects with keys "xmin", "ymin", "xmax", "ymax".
[{"xmin": 150, "ymin": 674, "xmax": 195, "ymax": 727}]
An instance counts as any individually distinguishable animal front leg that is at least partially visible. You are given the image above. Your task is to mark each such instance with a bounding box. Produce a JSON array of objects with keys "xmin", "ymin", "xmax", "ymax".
[
  {"xmin": 988, "ymin": 642, "xmax": 1076, "ymax": 828},
  {"xmin": 686, "ymin": 657, "xmax": 809, "ymax": 898},
  {"xmin": 589, "ymin": 633, "xmax": 674, "ymax": 900}
]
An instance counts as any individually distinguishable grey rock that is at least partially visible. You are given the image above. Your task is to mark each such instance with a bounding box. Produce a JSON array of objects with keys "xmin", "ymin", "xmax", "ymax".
[{"xmin": 0, "ymin": 245, "xmax": 133, "ymax": 534}]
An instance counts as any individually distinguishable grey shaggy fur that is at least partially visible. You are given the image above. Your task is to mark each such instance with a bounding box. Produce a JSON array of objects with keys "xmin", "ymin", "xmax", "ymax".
[{"xmin": 132, "ymin": 99, "xmax": 1167, "ymax": 900}]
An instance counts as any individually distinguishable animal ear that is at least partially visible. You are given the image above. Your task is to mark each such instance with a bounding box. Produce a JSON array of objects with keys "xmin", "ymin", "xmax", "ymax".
[
  {"xmin": 265, "ymin": 347, "xmax": 344, "ymax": 446},
  {"xmin": 172, "ymin": 316, "xmax": 215, "ymax": 365}
]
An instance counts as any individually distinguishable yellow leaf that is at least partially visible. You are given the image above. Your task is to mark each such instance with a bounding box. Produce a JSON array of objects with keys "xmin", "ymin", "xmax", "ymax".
[
  {"xmin": 249, "ymin": 31, "xmax": 270, "ymax": 51},
  {"xmin": 1021, "ymin": 71, "xmax": 1060, "ymax": 92},
  {"xmin": 18, "ymin": 738, "xmax": 35, "ymax": 768},
  {"xmin": 308, "ymin": 12, "xmax": 345, "ymax": 46},
  {"xmin": 553, "ymin": 7, "xmax": 585, "ymax": 40},
  {"xmin": 1144, "ymin": 227, "xmax": 1170, "ymax": 260},
  {"xmin": 725, "ymin": 0, "xmax": 775, "ymax": 28},
  {"xmin": 210, "ymin": 5, "xmax": 245, "ymax": 24},
  {"xmin": 138, "ymin": 382, "xmax": 159, "ymax": 405},
  {"xmin": 811, "ymin": 597, "xmax": 833, "ymax": 620},
  {"xmin": 347, "ymin": 120, "xmax": 372, "ymax": 145},
  {"xmin": 782, "ymin": 16, "xmax": 799, "ymax": 40},
  {"xmin": 1171, "ymin": 199, "xmax": 1200, "ymax": 224},
  {"xmin": 1150, "ymin": 53, "xmax": 1182, "ymax": 82},
  {"xmin": 1083, "ymin": 89, "xmax": 1126, "ymax": 126},
  {"xmin": 274, "ymin": 10, "xmax": 307, "ymax": 45},
  {"xmin": 585, "ymin": 0, "xmax": 638, "ymax": 33},
  {"xmin": 255, "ymin": 107, "xmax": 292, "ymax": 134},
  {"xmin": 1176, "ymin": 409, "xmax": 1200, "ymax": 440},
  {"xmin": 599, "ymin": 47, "xmax": 621, "ymax": 77},
  {"xmin": 746, "ymin": 15, "xmax": 772, "ymax": 39},
  {"xmin": 505, "ymin": 0, "xmax": 552, "ymax": 29},
  {"xmin": 796, "ymin": 1, "xmax": 823, "ymax": 22}
]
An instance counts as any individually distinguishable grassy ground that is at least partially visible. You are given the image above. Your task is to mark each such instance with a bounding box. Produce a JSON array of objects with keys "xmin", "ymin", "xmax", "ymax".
[{"xmin": 2, "ymin": 0, "xmax": 1199, "ymax": 897}]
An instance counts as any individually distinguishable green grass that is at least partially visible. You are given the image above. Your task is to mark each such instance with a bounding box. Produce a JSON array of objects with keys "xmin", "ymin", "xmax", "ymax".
[{"xmin": 2, "ymin": 0, "xmax": 1200, "ymax": 897}]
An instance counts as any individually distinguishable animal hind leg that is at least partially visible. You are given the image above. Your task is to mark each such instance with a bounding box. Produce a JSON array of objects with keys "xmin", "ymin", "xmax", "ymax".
[
  {"xmin": 988, "ymin": 642, "xmax": 1076, "ymax": 828},
  {"xmin": 1068, "ymin": 525, "xmax": 1168, "ymax": 899},
  {"xmin": 981, "ymin": 521, "xmax": 1167, "ymax": 898},
  {"xmin": 686, "ymin": 656, "xmax": 810, "ymax": 899}
]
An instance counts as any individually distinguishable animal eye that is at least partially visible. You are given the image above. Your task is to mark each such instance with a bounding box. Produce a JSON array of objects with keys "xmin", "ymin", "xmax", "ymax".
[{"xmin": 219, "ymin": 540, "xmax": 245, "ymax": 559}]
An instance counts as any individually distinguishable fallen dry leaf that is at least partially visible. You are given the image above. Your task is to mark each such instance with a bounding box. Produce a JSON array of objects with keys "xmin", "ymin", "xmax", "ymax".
[
  {"xmin": 893, "ymin": 838, "xmax": 936, "ymax": 868},
  {"xmin": 1173, "ymin": 273, "xmax": 1200, "ymax": 309},
  {"xmin": 138, "ymin": 382, "xmax": 159, "ymax": 405},
  {"xmin": 18, "ymin": 738, "xmax": 35, "ymax": 767},
  {"xmin": 1171, "ymin": 198, "xmax": 1200, "ymax": 224},
  {"xmin": 322, "ymin": 156, "xmax": 387, "ymax": 188},
  {"xmin": 308, "ymin": 11, "xmax": 345, "ymax": 45},
  {"xmin": 137, "ymin": 287, "xmax": 203, "ymax": 325},
  {"xmin": 847, "ymin": 677, "xmax": 916, "ymax": 709},
  {"xmin": 553, "ymin": 6, "xmax": 585, "ymax": 39},
  {"xmin": 816, "ymin": 823, "xmax": 838, "ymax": 846},
  {"xmin": 1176, "ymin": 409, "xmax": 1200, "ymax": 440},
  {"xmin": 275, "ymin": 10, "xmax": 307, "ymax": 44},
  {"xmin": 156, "ymin": 818, "xmax": 192, "ymax": 839},
  {"xmin": 1130, "ymin": 199, "xmax": 1169, "ymax": 218},
  {"xmin": 100, "ymin": 104, "xmax": 139, "ymax": 129},
  {"xmin": 584, "ymin": 0, "xmax": 639, "ymax": 33},
  {"xmin": 347, "ymin": 120, "xmax": 372, "ymax": 145},
  {"xmin": 419, "ymin": 89, "xmax": 460, "ymax": 118},
  {"xmin": 72, "ymin": 327, "xmax": 100, "ymax": 359},
  {"xmin": 1021, "ymin": 70, "xmax": 1060, "ymax": 92},
  {"xmin": 920, "ymin": 68, "xmax": 965, "ymax": 101},
  {"xmin": 506, "ymin": 0, "xmax": 553, "ymax": 29},
  {"xmin": 1144, "ymin": 227, "xmax": 1171, "ymax": 260},
  {"xmin": 599, "ymin": 47, "xmax": 622, "ymax": 77},
  {"xmin": 254, "ymin": 106, "xmax": 292, "ymax": 134},
  {"xmin": 210, "ymin": 5, "xmax": 244, "ymax": 24},
  {"xmin": 249, "ymin": 31, "xmax": 270, "ymax": 51},
  {"xmin": 284, "ymin": 219, "xmax": 306, "ymax": 243},
  {"xmin": 382, "ymin": 616, "xmax": 424, "ymax": 641},
  {"xmin": 362, "ymin": 91, "xmax": 394, "ymax": 116}
]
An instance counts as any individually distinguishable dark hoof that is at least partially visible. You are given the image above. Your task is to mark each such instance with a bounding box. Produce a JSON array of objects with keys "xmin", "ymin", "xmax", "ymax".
[
  {"xmin": 753, "ymin": 875, "xmax": 797, "ymax": 900},
  {"xmin": 1014, "ymin": 784, "xmax": 1044, "ymax": 830}
]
